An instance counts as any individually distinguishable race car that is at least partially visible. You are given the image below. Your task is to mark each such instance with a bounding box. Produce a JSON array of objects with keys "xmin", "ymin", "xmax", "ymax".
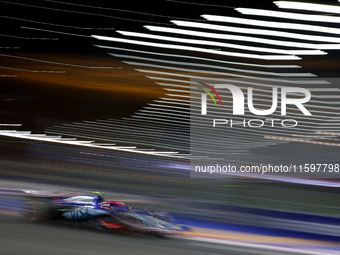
[{"xmin": 19, "ymin": 190, "xmax": 183, "ymax": 236}]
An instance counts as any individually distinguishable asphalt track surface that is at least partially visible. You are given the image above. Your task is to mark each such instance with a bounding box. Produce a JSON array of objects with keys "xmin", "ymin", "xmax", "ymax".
[
  {"xmin": 1, "ymin": 139, "xmax": 340, "ymax": 254},
  {"xmin": 1, "ymin": 213, "xmax": 315, "ymax": 255}
]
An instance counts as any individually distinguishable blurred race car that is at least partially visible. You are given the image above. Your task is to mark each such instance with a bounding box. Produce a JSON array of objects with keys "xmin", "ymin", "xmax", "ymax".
[{"xmin": 19, "ymin": 190, "xmax": 182, "ymax": 236}]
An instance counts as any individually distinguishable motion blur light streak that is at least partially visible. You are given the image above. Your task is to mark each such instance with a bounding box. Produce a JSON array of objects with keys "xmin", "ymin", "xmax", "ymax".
[
  {"xmin": 0, "ymin": 15, "xmax": 115, "ymax": 30},
  {"xmin": 116, "ymin": 30, "xmax": 326, "ymax": 55},
  {"xmin": 2, "ymin": 1, "xmax": 340, "ymax": 254},
  {"xmin": 0, "ymin": 66, "xmax": 65, "ymax": 73},
  {"xmin": 275, "ymin": 1, "xmax": 340, "ymax": 14},
  {"xmin": 102, "ymin": 45, "xmax": 301, "ymax": 68},
  {"xmin": 0, "ymin": 33, "xmax": 58, "ymax": 40},
  {"xmin": 165, "ymin": 0, "xmax": 236, "ymax": 8},
  {"xmin": 202, "ymin": 15, "xmax": 340, "ymax": 35},
  {"xmin": 21, "ymin": 26, "xmax": 92, "ymax": 38},
  {"xmin": 44, "ymin": 0, "xmax": 203, "ymax": 21},
  {"xmin": 144, "ymin": 25, "xmax": 340, "ymax": 51},
  {"xmin": 93, "ymin": 37, "xmax": 301, "ymax": 60},
  {"xmin": 172, "ymin": 20, "xmax": 340, "ymax": 43},
  {"xmin": 0, "ymin": 130, "xmax": 182, "ymax": 157},
  {"xmin": 135, "ymin": 68, "xmax": 328, "ymax": 86},
  {"xmin": 127, "ymin": 61, "xmax": 321, "ymax": 83},
  {"xmin": 2, "ymin": 1, "xmax": 175, "ymax": 25},
  {"xmin": 110, "ymin": 53, "xmax": 310, "ymax": 77},
  {"xmin": 236, "ymin": 7, "xmax": 340, "ymax": 23},
  {"xmin": 0, "ymin": 54, "xmax": 120, "ymax": 69}
]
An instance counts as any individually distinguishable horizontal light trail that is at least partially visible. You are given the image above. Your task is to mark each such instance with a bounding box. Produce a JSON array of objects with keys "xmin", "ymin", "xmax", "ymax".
[
  {"xmin": 316, "ymin": 131, "xmax": 340, "ymax": 136},
  {"xmin": 135, "ymin": 69, "xmax": 329, "ymax": 86},
  {"xmin": 67, "ymin": 121, "xmax": 187, "ymax": 135},
  {"xmin": 57, "ymin": 122, "xmax": 190, "ymax": 144},
  {"xmin": 165, "ymin": 0, "xmax": 235, "ymax": 8},
  {"xmin": 139, "ymin": 111, "xmax": 295, "ymax": 143},
  {"xmin": 172, "ymin": 20, "xmax": 340, "ymax": 43},
  {"xmin": 21, "ymin": 26, "xmax": 91, "ymax": 38},
  {"xmin": 0, "ymin": 33, "xmax": 58, "ymax": 40},
  {"xmin": 236, "ymin": 7, "xmax": 340, "ymax": 23},
  {"xmin": 0, "ymin": 54, "xmax": 120, "ymax": 69},
  {"xmin": 98, "ymin": 45, "xmax": 301, "ymax": 68},
  {"xmin": 145, "ymin": 25, "xmax": 340, "ymax": 50},
  {"xmin": 0, "ymin": 47, "xmax": 20, "ymax": 49},
  {"xmin": 150, "ymin": 104, "xmax": 323, "ymax": 128},
  {"xmin": 0, "ymin": 66, "xmax": 65, "ymax": 73},
  {"xmin": 202, "ymin": 15, "xmax": 340, "ymax": 35},
  {"xmin": 117, "ymin": 30, "xmax": 326, "ymax": 55},
  {"xmin": 111, "ymin": 53, "xmax": 315, "ymax": 77},
  {"xmin": 48, "ymin": 110, "xmax": 338, "ymax": 152},
  {"xmin": 150, "ymin": 79, "xmax": 339, "ymax": 91},
  {"xmin": 139, "ymin": 109, "xmax": 189, "ymax": 119},
  {"xmin": 45, "ymin": 0, "xmax": 202, "ymax": 21},
  {"xmin": 275, "ymin": 1, "xmax": 340, "ymax": 14},
  {"xmin": 265, "ymin": 136, "xmax": 340, "ymax": 147},
  {"xmin": 92, "ymin": 36, "xmax": 300, "ymax": 60},
  {"xmin": 129, "ymin": 116, "xmax": 312, "ymax": 143},
  {"xmin": 46, "ymin": 126, "xmax": 191, "ymax": 151},
  {"xmin": 148, "ymin": 77, "xmax": 190, "ymax": 84},
  {"xmin": 130, "ymin": 63, "xmax": 326, "ymax": 84},
  {"xmin": 159, "ymin": 97, "xmax": 190, "ymax": 103},
  {"xmin": 8, "ymin": 0, "xmax": 339, "ymax": 164},
  {"xmin": 119, "ymin": 117, "xmax": 189, "ymax": 132},
  {"xmin": 0, "ymin": 15, "xmax": 114, "ymax": 30},
  {"xmin": 85, "ymin": 119, "xmax": 188, "ymax": 133},
  {"xmin": 135, "ymin": 111, "xmax": 317, "ymax": 138},
  {"xmin": 0, "ymin": 130, "xmax": 182, "ymax": 157},
  {"xmin": 0, "ymin": 124, "xmax": 22, "ymax": 126},
  {"xmin": 3, "ymin": 1, "xmax": 172, "ymax": 25},
  {"xmin": 156, "ymin": 82, "xmax": 189, "ymax": 89}
]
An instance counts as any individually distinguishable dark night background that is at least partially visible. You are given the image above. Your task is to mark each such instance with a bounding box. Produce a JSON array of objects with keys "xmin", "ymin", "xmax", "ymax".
[
  {"xmin": 2, "ymin": 1, "xmax": 340, "ymax": 254},
  {"xmin": 4, "ymin": 0, "xmax": 336, "ymax": 133}
]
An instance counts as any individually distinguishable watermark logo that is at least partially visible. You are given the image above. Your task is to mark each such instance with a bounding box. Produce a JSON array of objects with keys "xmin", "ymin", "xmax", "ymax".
[
  {"xmin": 196, "ymin": 82, "xmax": 223, "ymax": 109},
  {"xmin": 198, "ymin": 83, "xmax": 311, "ymax": 116}
]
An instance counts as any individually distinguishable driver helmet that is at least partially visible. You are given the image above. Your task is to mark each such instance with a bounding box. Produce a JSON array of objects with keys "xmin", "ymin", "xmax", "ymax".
[{"xmin": 93, "ymin": 191, "xmax": 104, "ymax": 203}]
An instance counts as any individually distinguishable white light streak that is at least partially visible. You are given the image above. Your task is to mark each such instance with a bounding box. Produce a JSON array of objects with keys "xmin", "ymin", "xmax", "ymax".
[
  {"xmin": 275, "ymin": 1, "xmax": 340, "ymax": 14},
  {"xmin": 145, "ymin": 25, "xmax": 340, "ymax": 50},
  {"xmin": 236, "ymin": 8, "xmax": 340, "ymax": 23},
  {"xmin": 96, "ymin": 45, "xmax": 301, "ymax": 68},
  {"xmin": 202, "ymin": 15, "xmax": 340, "ymax": 35},
  {"xmin": 0, "ymin": 47, "xmax": 20, "ymax": 49},
  {"xmin": 127, "ymin": 62, "xmax": 322, "ymax": 84},
  {"xmin": 0, "ymin": 54, "xmax": 120, "ymax": 69},
  {"xmin": 21, "ymin": 27, "xmax": 91, "ymax": 38},
  {"xmin": 165, "ymin": 0, "xmax": 234, "ymax": 8},
  {"xmin": 92, "ymin": 36, "xmax": 300, "ymax": 60},
  {"xmin": 0, "ymin": 130, "xmax": 181, "ymax": 157},
  {"xmin": 112, "ymin": 53, "xmax": 314, "ymax": 77},
  {"xmin": 117, "ymin": 30, "xmax": 326, "ymax": 55},
  {"xmin": 0, "ymin": 66, "xmax": 65, "ymax": 73},
  {"xmin": 0, "ymin": 124, "xmax": 22, "ymax": 126},
  {"xmin": 3, "ymin": 1, "xmax": 173, "ymax": 26},
  {"xmin": 0, "ymin": 15, "xmax": 114, "ymax": 30},
  {"xmin": 172, "ymin": 20, "xmax": 340, "ymax": 43},
  {"xmin": 0, "ymin": 33, "xmax": 58, "ymax": 40},
  {"xmin": 45, "ymin": 0, "xmax": 201, "ymax": 21},
  {"xmin": 136, "ymin": 69, "xmax": 329, "ymax": 87},
  {"xmin": 147, "ymin": 77, "xmax": 190, "ymax": 84}
]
